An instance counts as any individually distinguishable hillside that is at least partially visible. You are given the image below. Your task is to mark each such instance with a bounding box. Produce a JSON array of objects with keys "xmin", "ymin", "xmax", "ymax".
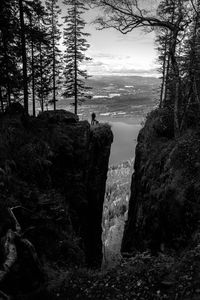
[{"xmin": 56, "ymin": 76, "xmax": 160, "ymax": 122}]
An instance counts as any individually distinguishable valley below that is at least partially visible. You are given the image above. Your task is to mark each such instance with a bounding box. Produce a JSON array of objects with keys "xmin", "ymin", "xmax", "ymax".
[
  {"xmin": 56, "ymin": 75, "xmax": 160, "ymax": 268},
  {"xmin": 55, "ymin": 75, "xmax": 160, "ymax": 125},
  {"xmin": 1, "ymin": 76, "xmax": 200, "ymax": 300},
  {"xmin": 54, "ymin": 75, "xmax": 160, "ymax": 267}
]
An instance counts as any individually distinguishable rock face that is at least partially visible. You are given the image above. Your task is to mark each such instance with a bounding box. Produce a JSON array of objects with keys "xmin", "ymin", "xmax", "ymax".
[
  {"xmin": 0, "ymin": 107, "xmax": 113, "ymax": 296},
  {"xmin": 86, "ymin": 125, "xmax": 114, "ymax": 267},
  {"xmin": 122, "ymin": 108, "xmax": 200, "ymax": 254}
]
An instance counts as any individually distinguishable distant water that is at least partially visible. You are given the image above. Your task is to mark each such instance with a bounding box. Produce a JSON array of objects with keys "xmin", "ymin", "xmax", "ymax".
[{"xmin": 109, "ymin": 122, "xmax": 141, "ymax": 165}]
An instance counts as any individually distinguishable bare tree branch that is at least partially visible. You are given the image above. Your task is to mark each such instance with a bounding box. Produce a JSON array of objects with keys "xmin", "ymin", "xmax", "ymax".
[
  {"xmin": 190, "ymin": 0, "xmax": 199, "ymax": 15},
  {"xmin": 94, "ymin": 0, "xmax": 181, "ymax": 32}
]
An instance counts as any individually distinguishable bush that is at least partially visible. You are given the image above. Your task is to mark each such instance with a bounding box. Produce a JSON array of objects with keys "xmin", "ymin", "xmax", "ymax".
[{"xmin": 147, "ymin": 108, "xmax": 174, "ymax": 139}]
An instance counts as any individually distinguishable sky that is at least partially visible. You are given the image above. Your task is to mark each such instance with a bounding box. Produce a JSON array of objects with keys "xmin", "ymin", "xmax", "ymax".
[{"xmin": 58, "ymin": 0, "xmax": 160, "ymax": 77}]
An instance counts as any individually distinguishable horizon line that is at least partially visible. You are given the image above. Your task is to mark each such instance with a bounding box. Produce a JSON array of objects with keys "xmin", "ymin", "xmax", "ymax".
[{"xmin": 88, "ymin": 73, "xmax": 160, "ymax": 78}]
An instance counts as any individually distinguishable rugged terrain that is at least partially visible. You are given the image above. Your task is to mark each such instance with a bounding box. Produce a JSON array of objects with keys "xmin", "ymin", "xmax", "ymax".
[
  {"xmin": 0, "ymin": 104, "xmax": 113, "ymax": 298},
  {"xmin": 1, "ymin": 104, "xmax": 200, "ymax": 300},
  {"xmin": 122, "ymin": 107, "xmax": 200, "ymax": 254},
  {"xmin": 45, "ymin": 107, "xmax": 200, "ymax": 300}
]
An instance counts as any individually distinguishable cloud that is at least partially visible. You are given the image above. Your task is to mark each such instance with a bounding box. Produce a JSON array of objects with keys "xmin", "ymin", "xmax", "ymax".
[
  {"xmin": 83, "ymin": 58, "xmax": 110, "ymax": 74},
  {"xmin": 86, "ymin": 63, "xmax": 159, "ymax": 77},
  {"xmin": 85, "ymin": 60, "xmax": 105, "ymax": 67},
  {"xmin": 92, "ymin": 53, "xmax": 115, "ymax": 58},
  {"xmin": 111, "ymin": 67, "xmax": 158, "ymax": 75},
  {"xmin": 83, "ymin": 52, "xmax": 159, "ymax": 76},
  {"xmin": 89, "ymin": 52, "xmax": 133, "ymax": 61}
]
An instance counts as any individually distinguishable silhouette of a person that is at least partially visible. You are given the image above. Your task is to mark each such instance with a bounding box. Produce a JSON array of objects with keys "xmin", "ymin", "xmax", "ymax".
[{"xmin": 91, "ymin": 112, "xmax": 99, "ymax": 125}]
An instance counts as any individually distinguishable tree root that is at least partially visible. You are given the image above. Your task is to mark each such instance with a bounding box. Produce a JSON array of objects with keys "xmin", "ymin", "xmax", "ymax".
[
  {"xmin": 3, "ymin": 229, "xmax": 17, "ymax": 272},
  {"xmin": 0, "ymin": 206, "xmax": 43, "ymax": 296},
  {"xmin": 0, "ymin": 289, "xmax": 11, "ymax": 299}
]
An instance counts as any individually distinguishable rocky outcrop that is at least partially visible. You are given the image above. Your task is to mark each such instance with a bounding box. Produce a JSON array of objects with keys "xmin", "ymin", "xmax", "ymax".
[
  {"xmin": 0, "ymin": 107, "xmax": 113, "ymax": 297},
  {"xmin": 122, "ymin": 108, "xmax": 200, "ymax": 254},
  {"xmin": 86, "ymin": 125, "xmax": 114, "ymax": 267}
]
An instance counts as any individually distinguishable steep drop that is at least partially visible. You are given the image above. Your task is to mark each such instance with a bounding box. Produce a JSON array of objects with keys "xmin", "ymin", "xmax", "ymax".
[
  {"xmin": 0, "ymin": 106, "xmax": 113, "ymax": 297},
  {"xmin": 122, "ymin": 108, "xmax": 200, "ymax": 254}
]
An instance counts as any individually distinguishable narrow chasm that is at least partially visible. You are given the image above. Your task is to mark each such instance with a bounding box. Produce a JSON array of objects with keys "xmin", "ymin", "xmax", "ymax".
[
  {"xmin": 102, "ymin": 160, "xmax": 133, "ymax": 268},
  {"xmin": 101, "ymin": 122, "xmax": 141, "ymax": 269}
]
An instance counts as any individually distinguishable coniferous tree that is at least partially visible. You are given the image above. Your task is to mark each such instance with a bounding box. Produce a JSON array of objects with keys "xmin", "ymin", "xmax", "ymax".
[
  {"xmin": 18, "ymin": 0, "xmax": 44, "ymax": 114},
  {"xmin": 63, "ymin": 0, "xmax": 91, "ymax": 115},
  {"xmin": 183, "ymin": 2, "xmax": 200, "ymax": 102},
  {"xmin": 45, "ymin": 0, "xmax": 62, "ymax": 111},
  {"xmin": 0, "ymin": 0, "xmax": 42, "ymax": 113},
  {"xmin": 36, "ymin": 38, "xmax": 52, "ymax": 112},
  {"xmin": 0, "ymin": 0, "xmax": 22, "ymax": 110},
  {"xmin": 177, "ymin": 1, "xmax": 200, "ymax": 129},
  {"xmin": 26, "ymin": 0, "xmax": 48, "ymax": 116},
  {"xmin": 156, "ymin": 1, "xmax": 178, "ymax": 109},
  {"xmin": 31, "ymin": 14, "xmax": 51, "ymax": 113},
  {"xmin": 19, "ymin": 0, "xmax": 29, "ymax": 114},
  {"xmin": 0, "ymin": 0, "xmax": 61, "ymax": 114},
  {"xmin": 156, "ymin": 28, "xmax": 170, "ymax": 108},
  {"xmin": 24, "ymin": 0, "xmax": 55, "ymax": 114}
]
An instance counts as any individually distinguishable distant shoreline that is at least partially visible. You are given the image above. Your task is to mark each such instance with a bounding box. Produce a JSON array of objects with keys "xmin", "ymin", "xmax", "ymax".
[{"xmin": 87, "ymin": 74, "xmax": 160, "ymax": 79}]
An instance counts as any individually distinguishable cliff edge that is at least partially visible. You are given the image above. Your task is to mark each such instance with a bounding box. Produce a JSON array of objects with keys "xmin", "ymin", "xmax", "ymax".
[
  {"xmin": 0, "ymin": 105, "xmax": 113, "ymax": 297},
  {"xmin": 122, "ymin": 107, "xmax": 200, "ymax": 254}
]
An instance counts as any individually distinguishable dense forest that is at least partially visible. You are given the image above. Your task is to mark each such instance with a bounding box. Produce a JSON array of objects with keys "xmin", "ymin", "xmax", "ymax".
[{"xmin": 0, "ymin": 0, "xmax": 91, "ymax": 115}]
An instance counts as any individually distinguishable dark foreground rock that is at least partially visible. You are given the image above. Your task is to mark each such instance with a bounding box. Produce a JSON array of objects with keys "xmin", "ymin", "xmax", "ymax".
[
  {"xmin": 44, "ymin": 107, "xmax": 200, "ymax": 300},
  {"xmin": 122, "ymin": 107, "xmax": 200, "ymax": 254},
  {"xmin": 47, "ymin": 247, "xmax": 200, "ymax": 300},
  {"xmin": 0, "ymin": 107, "xmax": 113, "ymax": 298}
]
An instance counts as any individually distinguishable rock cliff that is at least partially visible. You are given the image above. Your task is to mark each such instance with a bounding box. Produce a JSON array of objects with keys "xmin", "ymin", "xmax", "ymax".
[
  {"xmin": 0, "ymin": 106, "xmax": 113, "ymax": 297},
  {"xmin": 122, "ymin": 108, "xmax": 200, "ymax": 254}
]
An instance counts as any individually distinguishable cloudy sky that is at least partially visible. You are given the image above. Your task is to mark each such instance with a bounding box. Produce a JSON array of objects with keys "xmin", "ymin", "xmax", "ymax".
[
  {"xmin": 59, "ymin": 1, "xmax": 159, "ymax": 77},
  {"xmin": 83, "ymin": 7, "xmax": 158, "ymax": 77}
]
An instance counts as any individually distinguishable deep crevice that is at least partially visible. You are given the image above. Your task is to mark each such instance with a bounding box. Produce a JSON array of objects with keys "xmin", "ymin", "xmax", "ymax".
[{"xmin": 101, "ymin": 160, "xmax": 133, "ymax": 269}]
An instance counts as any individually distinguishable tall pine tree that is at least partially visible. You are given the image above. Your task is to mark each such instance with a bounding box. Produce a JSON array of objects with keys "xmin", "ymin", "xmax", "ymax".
[
  {"xmin": 0, "ymin": 0, "xmax": 22, "ymax": 110},
  {"xmin": 63, "ymin": 0, "xmax": 91, "ymax": 115},
  {"xmin": 19, "ymin": 0, "xmax": 29, "ymax": 114},
  {"xmin": 26, "ymin": 0, "xmax": 49, "ymax": 115},
  {"xmin": 45, "ymin": 0, "xmax": 62, "ymax": 110}
]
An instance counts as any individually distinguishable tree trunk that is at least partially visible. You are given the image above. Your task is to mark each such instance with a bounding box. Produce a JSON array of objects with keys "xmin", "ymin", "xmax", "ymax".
[
  {"xmin": 39, "ymin": 43, "xmax": 44, "ymax": 112},
  {"xmin": 52, "ymin": 40, "xmax": 56, "ymax": 111},
  {"xmin": 163, "ymin": 49, "xmax": 171, "ymax": 106},
  {"xmin": 74, "ymin": 3, "xmax": 78, "ymax": 115},
  {"xmin": 160, "ymin": 37, "xmax": 168, "ymax": 108},
  {"xmin": 180, "ymin": 13, "xmax": 200, "ymax": 132},
  {"xmin": 30, "ymin": 17, "xmax": 36, "ymax": 117},
  {"xmin": 52, "ymin": 2, "xmax": 56, "ymax": 111},
  {"xmin": 170, "ymin": 28, "xmax": 180, "ymax": 138},
  {"xmin": 0, "ymin": 207, "xmax": 43, "ymax": 289},
  {"xmin": 31, "ymin": 41, "xmax": 35, "ymax": 116},
  {"xmin": 174, "ymin": 80, "xmax": 180, "ymax": 137},
  {"xmin": 0, "ymin": 87, "xmax": 4, "ymax": 112},
  {"xmin": 2, "ymin": 33, "xmax": 11, "ymax": 106},
  {"xmin": 19, "ymin": 0, "xmax": 29, "ymax": 114}
]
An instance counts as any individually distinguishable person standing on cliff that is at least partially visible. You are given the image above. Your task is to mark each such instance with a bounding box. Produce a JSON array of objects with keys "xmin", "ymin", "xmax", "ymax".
[{"xmin": 91, "ymin": 113, "xmax": 99, "ymax": 125}]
